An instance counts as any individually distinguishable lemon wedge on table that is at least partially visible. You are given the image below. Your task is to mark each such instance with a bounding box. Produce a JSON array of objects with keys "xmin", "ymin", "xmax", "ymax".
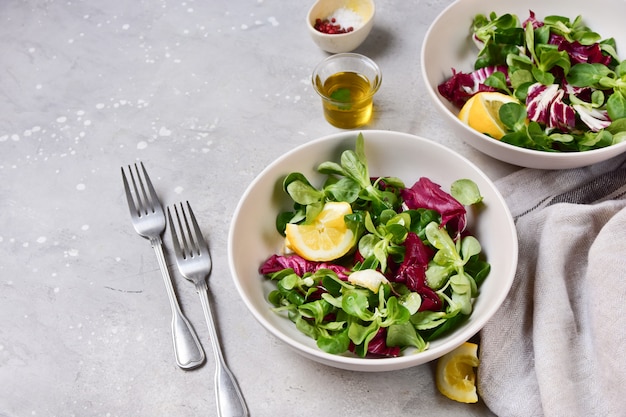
[
  {"xmin": 458, "ymin": 91, "xmax": 519, "ymax": 140},
  {"xmin": 285, "ymin": 201, "xmax": 355, "ymax": 262},
  {"xmin": 435, "ymin": 342, "xmax": 480, "ymax": 403}
]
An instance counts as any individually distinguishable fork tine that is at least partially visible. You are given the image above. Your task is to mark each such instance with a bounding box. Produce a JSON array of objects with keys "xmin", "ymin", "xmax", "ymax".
[
  {"xmin": 122, "ymin": 162, "xmax": 162, "ymax": 217},
  {"xmin": 178, "ymin": 202, "xmax": 203, "ymax": 258},
  {"xmin": 178, "ymin": 203, "xmax": 196, "ymax": 259},
  {"xmin": 121, "ymin": 166, "xmax": 138, "ymax": 217},
  {"xmin": 132, "ymin": 164, "xmax": 148, "ymax": 215},
  {"xmin": 168, "ymin": 201, "xmax": 209, "ymax": 261},
  {"xmin": 185, "ymin": 201, "xmax": 210, "ymax": 255},
  {"xmin": 172, "ymin": 203, "xmax": 193, "ymax": 259},
  {"xmin": 170, "ymin": 203, "xmax": 194, "ymax": 259},
  {"xmin": 167, "ymin": 206, "xmax": 184, "ymax": 258},
  {"xmin": 139, "ymin": 161, "xmax": 161, "ymax": 214}
]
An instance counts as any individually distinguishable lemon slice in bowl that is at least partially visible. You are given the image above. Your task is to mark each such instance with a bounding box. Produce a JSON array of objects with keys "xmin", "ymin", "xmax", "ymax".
[
  {"xmin": 435, "ymin": 342, "xmax": 480, "ymax": 403},
  {"xmin": 285, "ymin": 201, "xmax": 355, "ymax": 262},
  {"xmin": 458, "ymin": 91, "xmax": 519, "ymax": 140}
]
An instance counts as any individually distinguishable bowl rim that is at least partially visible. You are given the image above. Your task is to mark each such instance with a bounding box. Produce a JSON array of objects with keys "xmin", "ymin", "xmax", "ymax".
[{"xmin": 227, "ymin": 129, "xmax": 518, "ymax": 371}]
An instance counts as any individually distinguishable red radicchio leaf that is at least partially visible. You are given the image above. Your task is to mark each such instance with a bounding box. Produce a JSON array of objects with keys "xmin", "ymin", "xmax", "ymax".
[
  {"xmin": 521, "ymin": 10, "xmax": 544, "ymax": 30},
  {"xmin": 437, "ymin": 68, "xmax": 476, "ymax": 108},
  {"xmin": 259, "ymin": 254, "xmax": 351, "ymax": 280},
  {"xmin": 549, "ymin": 95, "xmax": 577, "ymax": 131},
  {"xmin": 392, "ymin": 232, "xmax": 441, "ymax": 312},
  {"xmin": 549, "ymin": 34, "xmax": 612, "ymax": 66},
  {"xmin": 400, "ymin": 177, "xmax": 467, "ymax": 238},
  {"xmin": 437, "ymin": 66, "xmax": 508, "ymax": 109},
  {"xmin": 349, "ymin": 328, "xmax": 401, "ymax": 357},
  {"xmin": 563, "ymin": 78, "xmax": 593, "ymax": 102},
  {"xmin": 526, "ymin": 83, "xmax": 576, "ymax": 131}
]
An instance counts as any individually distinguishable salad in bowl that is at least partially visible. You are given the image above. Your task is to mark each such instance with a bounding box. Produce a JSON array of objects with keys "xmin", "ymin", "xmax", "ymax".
[
  {"xmin": 228, "ymin": 130, "xmax": 517, "ymax": 371},
  {"xmin": 422, "ymin": 0, "xmax": 626, "ymax": 169}
]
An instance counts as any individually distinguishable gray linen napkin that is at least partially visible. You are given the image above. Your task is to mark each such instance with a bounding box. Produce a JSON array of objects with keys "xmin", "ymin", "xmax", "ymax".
[{"xmin": 478, "ymin": 154, "xmax": 626, "ymax": 417}]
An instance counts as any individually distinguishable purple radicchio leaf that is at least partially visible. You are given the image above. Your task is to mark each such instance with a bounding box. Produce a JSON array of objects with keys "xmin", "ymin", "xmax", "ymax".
[
  {"xmin": 526, "ymin": 83, "xmax": 576, "ymax": 131},
  {"xmin": 437, "ymin": 66, "xmax": 507, "ymax": 108},
  {"xmin": 400, "ymin": 177, "xmax": 467, "ymax": 238},
  {"xmin": 549, "ymin": 34, "xmax": 612, "ymax": 66},
  {"xmin": 391, "ymin": 232, "xmax": 441, "ymax": 312},
  {"xmin": 259, "ymin": 254, "xmax": 351, "ymax": 280},
  {"xmin": 361, "ymin": 328, "xmax": 401, "ymax": 357},
  {"xmin": 521, "ymin": 10, "xmax": 544, "ymax": 30},
  {"xmin": 563, "ymin": 78, "xmax": 593, "ymax": 102},
  {"xmin": 437, "ymin": 69, "xmax": 476, "ymax": 108}
]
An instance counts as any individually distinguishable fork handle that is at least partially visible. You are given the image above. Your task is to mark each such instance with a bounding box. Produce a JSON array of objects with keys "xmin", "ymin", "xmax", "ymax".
[
  {"xmin": 152, "ymin": 239, "xmax": 206, "ymax": 370},
  {"xmin": 197, "ymin": 282, "xmax": 249, "ymax": 417}
]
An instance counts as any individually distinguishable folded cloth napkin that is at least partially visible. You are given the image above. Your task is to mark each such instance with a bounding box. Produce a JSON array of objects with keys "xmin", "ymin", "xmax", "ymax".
[{"xmin": 478, "ymin": 154, "xmax": 626, "ymax": 417}]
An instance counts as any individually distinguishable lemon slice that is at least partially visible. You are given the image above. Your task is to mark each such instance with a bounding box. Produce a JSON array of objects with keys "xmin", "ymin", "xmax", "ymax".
[
  {"xmin": 285, "ymin": 201, "xmax": 355, "ymax": 262},
  {"xmin": 435, "ymin": 342, "xmax": 480, "ymax": 403},
  {"xmin": 458, "ymin": 91, "xmax": 518, "ymax": 140}
]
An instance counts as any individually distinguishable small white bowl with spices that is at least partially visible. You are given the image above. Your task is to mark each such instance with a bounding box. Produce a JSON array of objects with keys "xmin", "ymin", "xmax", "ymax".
[{"xmin": 307, "ymin": 0, "xmax": 375, "ymax": 53}]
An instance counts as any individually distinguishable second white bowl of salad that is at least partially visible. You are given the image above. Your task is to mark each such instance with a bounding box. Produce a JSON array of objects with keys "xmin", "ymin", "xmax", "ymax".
[
  {"xmin": 228, "ymin": 130, "xmax": 517, "ymax": 372},
  {"xmin": 422, "ymin": 0, "xmax": 626, "ymax": 169}
]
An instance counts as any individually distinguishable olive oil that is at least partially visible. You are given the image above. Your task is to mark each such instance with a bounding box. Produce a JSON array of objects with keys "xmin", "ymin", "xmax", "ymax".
[{"xmin": 315, "ymin": 71, "xmax": 377, "ymax": 129}]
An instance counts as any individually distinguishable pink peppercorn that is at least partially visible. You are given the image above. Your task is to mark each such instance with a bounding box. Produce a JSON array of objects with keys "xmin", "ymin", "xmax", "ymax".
[{"xmin": 314, "ymin": 18, "xmax": 353, "ymax": 34}]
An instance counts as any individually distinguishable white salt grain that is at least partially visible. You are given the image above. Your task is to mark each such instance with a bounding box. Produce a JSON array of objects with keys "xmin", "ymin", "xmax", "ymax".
[{"xmin": 327, "ymin": 7, "xmax": 364, "ymax": 30}]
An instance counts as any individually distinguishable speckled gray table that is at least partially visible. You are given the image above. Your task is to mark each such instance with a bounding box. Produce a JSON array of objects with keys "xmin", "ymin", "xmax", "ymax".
[{"xmin": 0, "ymin": 1, "xmax": 517, "ymax": 416}]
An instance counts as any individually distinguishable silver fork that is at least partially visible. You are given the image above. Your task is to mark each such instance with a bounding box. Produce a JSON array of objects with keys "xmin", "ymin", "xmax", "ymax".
[
  {"xmin": 121, "ymin": 162, "xmax": 205, "ymax": 370},
  {"xmin": 167, "ymin": 201, "xmax": 249, "ymax": 417}
]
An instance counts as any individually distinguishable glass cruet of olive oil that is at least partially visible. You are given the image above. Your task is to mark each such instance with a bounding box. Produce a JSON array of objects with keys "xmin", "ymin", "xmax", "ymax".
[{"xmin": 312, "ymin": 53, "xmax": 382, "ymax": 129}]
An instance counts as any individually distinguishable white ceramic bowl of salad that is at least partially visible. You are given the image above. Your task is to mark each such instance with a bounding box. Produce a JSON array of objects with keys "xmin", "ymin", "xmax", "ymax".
[
  {"xmin": 228, "ymin": 130, "xmax": 517, "ymax": 372},
  {"xmin": 422, "ymin": 0, "xmax": 626, "ymax": 169}
]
